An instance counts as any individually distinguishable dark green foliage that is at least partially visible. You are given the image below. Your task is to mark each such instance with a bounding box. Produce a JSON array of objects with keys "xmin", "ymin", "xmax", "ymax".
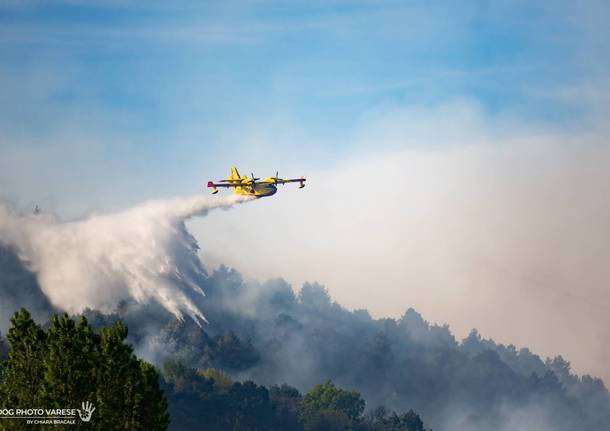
[
  {"xmin": 302, "ymin": 409, "xmax": 352, "ymax": 431},
  {"xmin": 229, "ymin": 381, "xmax": 274, "ymax": 430},
  {"xmin": 85, "ymin": 265, "xmax": 610, "ymax": 430},
  {"xmin": 39, "ymin": 314, "xmax": 98, "ymax": 412},
  {"xmin": 135, "ymin": 361, "xmax": 171, "ymax": 431},
  {"xmin": 161, "ymin": 366, "xmax": 429, "ymax": 431},
  {"xmin": 0, "ymin": 308, "xmax": 169, "ymax": 430},
  {"xmin": 95, "ymin": 321, "xmax": 139, "ymax": 428},
  {"xmin": 301, "ymin": 380, "xmax": 365, "ymax": 422},
  {"xmin": 162, "ymin": 363, "xmax": 224, "ymax": 430},
  {"xmin": 4, "ymin": 263, "xmax": 610, "ymax": 430},
  {"xmin": 269, "ymin": 384, "xmax": 303, "ymax": 431},
  {"xmin": 162, "ymin": 360, "xmax": 278, "ymax": 431},
  {"xmin": 94, "ymin": 321, "xmax": 169, "ymax": 430},
  {"xmin": 366, "ymin": 406, "xmax": 426, "ymax": 431},
  {"xmin": 188, "ymin": 267, "xmax": 610, "ymax": 430},
  {"xmin": 0, "ymin": 308, "xmax": 47, "ymax": 408}
]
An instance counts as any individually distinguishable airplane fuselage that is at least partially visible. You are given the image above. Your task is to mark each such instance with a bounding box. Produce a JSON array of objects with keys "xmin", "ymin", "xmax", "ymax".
[{"xmin": 235, "ymin": 181, "xmax": 278, "ymax": 197}]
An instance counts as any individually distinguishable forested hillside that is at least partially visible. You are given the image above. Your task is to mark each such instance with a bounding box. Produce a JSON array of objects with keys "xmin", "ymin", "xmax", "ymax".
[
  {"xmin": 79, "ymin": 266, "xmax": 610, "ymax": 431},
  {"xmin": 0, "ymin": 309, "xmax": 429, "ymax": 430},
  {"xmin": 1, "ymin": 245, "xmax": 610, "ymax": 430}
]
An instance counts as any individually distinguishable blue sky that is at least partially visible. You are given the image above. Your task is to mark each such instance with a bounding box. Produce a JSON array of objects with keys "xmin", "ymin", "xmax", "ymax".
[{"xmin": 0, "ymin": 0, "xmax": 608, "ymax": 213}]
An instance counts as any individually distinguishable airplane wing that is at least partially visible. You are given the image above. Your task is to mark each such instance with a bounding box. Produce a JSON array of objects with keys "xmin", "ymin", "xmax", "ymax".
[
  {"xmin": 208, "ymin": 180, "xmax": 259, "ymax": 188},
  {"xmin": 208, "ymin": 181, "xmax": 239, "ymax": 188},
  {"xmin": 277, "ymin": 178, "xmax": 306, "ymax": 184}
]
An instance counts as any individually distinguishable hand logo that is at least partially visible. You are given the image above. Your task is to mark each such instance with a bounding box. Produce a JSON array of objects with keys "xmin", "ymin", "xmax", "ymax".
[{"xmin": 78, "ymin": 401, "xmax": 96, "ymax": 422}]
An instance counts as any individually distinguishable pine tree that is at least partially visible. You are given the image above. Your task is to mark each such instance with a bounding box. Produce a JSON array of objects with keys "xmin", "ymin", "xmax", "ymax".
[
  {"xmin": 39, "ymin": 314, "xmax": 99, "ymax": 430},
  {"xmin": 92, "ymin": 320, "xmax": 169, "ymax": 430},
  {"xmin": 0, "ymin": 308, "xmax": 47, "ymax": 408},
  {"xmin": 134, "ymin": 361, "xmax": 170, "ymax": 430},
  {"xmin": 95, "ymin": 321, "xmax": 142, "ymax": 429},
  {"xmin": 0, "ymin": 309, "xmax": 169, "ymax": 430}
]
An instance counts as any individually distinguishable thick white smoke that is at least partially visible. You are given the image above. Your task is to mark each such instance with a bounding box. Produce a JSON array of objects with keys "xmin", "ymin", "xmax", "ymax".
[{"xmin": 0, "ymin": 194, "xmax": 255, "ymax": 323}]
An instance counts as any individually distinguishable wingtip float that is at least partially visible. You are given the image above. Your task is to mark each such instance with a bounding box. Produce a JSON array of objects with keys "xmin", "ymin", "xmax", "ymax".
[{"xmin": 207, "ymin": 166, "xmax": 306, "ymax": 198}]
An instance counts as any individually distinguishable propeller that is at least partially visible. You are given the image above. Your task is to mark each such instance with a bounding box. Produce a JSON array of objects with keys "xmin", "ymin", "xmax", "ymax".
[
  {"xmin": 273, "ymin": 170, "xmax": 284, "ymax": 185},
  {"xmin": 249, "ymin": 173, "xmax": 260, "ymax": 188}
]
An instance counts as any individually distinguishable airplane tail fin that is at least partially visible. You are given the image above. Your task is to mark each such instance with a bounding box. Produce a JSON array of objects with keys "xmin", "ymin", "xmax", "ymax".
[{"xmin": 230, "ymin": 166, "xmax": 241, "ymax": 180}]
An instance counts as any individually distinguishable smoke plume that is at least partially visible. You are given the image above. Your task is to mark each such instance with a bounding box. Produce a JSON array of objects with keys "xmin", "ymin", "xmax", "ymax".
[{"xmin": 0, "ymin": 194, "xmax": 254, "ymax": 323}]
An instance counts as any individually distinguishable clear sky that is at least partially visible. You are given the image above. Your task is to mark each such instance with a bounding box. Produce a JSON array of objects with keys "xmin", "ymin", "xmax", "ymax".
[{"xmin": 1, "ymin": 1, "xmax": 610, "ymax": 382}]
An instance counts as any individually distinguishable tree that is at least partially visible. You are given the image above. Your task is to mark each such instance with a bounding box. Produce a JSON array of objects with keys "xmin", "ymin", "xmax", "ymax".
[
  {"xmin": 162, "ymin": 361, "xmax": 222, "ymax": 430},
  {"xmin": 39, "ymin": 314, "xmax": 99, "ymax": 418},
  {"xmin": 400, "ymin": 409, "xmax": 425, "ymax": 431},
  {"xmin": 303, "ymin": 409, "xmax": 352, "ymax": 431},
  {"xmin": 229, "ymin": 381, "xmax": 274, "ymax": 430},
  {"xmin": 365, "ymin": 406, "xmax": 427, "ymax": 431},
  {"xmin": 134, "ymin": 361, "xmax": 171, "ymax": 430},
  {"xmin": 269, "ymin": 384, "xmax": 303, "ymax": 431},
  {"xmin": 0, "ymin": 308, "xmax": 47, "ymax": 409},
  {"xmin": 0, "ymin": 309, "xmax": 169, "ymax": 431},
  {"xmin": 162, "ymin": 362, "xmax": 278, "ymax": 431},
  {"xmin": 301, "ymin": 380, "xmax": 365, "ymax": 426},
  {"xmin": 95, "ymin": 320, "xmax": 169, "ymax": 430},
  {"xmin": 198, "ymin": 367, "xmax": 233, "ymax": 393}
]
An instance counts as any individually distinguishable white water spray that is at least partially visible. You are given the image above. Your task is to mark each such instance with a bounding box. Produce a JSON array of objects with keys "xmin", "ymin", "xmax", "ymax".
[{"xmin": 0, "ymin": 194, "xmax": 255, "ymax": 323}]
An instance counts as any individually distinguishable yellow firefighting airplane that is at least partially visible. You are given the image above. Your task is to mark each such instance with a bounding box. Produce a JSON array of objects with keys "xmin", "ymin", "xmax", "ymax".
[{"xmin": 207, "ymin": 167, "xmax": 306, "ymax": 198}]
